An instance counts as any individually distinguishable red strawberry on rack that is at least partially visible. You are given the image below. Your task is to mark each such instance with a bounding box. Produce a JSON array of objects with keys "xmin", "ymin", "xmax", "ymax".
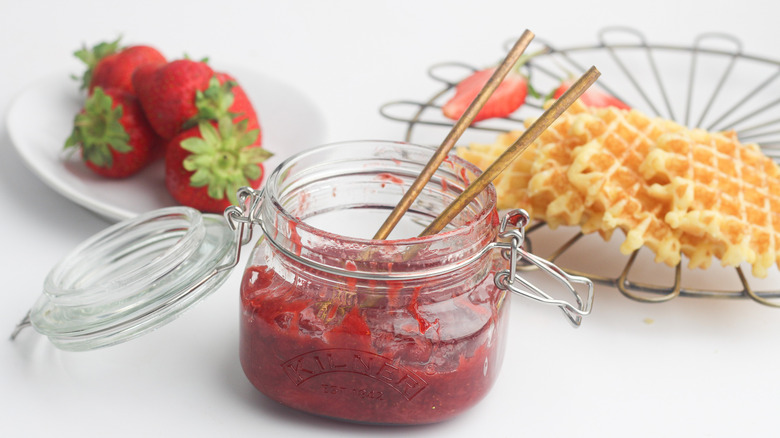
[
  {"xmin": 442, "ymin": 68, "xmax": 530, "ymax": 123},
  {"xmin": 64, "ymin": 87, "xmax": 161, "ymax": 178},
  {"xmin": 74, "ymin": 37, "xmax": 166, "ymax": 94},
  {"xmin": 165, "ymin": 117, "xmax": 272, "ymax": 213},
  {"xmin": 552, "ymin": 78, "xmax": 630, "ymax": 109}
]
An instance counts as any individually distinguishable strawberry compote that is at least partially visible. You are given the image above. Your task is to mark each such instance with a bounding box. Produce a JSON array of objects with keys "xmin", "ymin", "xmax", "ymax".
[{"xmin": 238, "ymin": 141, "xmax": 509, "ymax": 424}]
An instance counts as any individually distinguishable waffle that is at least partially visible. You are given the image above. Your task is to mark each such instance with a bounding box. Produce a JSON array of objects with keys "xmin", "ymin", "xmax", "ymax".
[
  {"xmin": 456, "ymin": 100, "xmax": 780, "ymax": 276},
  {"xmin": 640, "ymin": 130, "xmax": 780, "ymax": 277},
  {"xmin": 522, "ymin": 101, "xmax": 592, "ymax": 230},
  {"xmin": 457, "ymin": 130, "xmax": 536, "ymax": 213},
  {"xmin": 457, "ymin": 101, "xmax": 592, "ymax": 228}
]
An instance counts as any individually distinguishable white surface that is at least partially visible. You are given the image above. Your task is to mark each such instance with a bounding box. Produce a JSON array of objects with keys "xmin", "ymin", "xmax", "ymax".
[
  {"xmin": 6, "ymin": 66, "xmax": 325, "ymax": 221},
  {"xmin": 2, "ymin": 1, "xmax": 780, "ymax": 437}
]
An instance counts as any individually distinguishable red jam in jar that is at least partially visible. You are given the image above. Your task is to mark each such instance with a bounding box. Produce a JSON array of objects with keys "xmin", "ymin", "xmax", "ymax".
[{"xmin": 239, "ymin": 141, "xmax": 509, "ymax": 424}]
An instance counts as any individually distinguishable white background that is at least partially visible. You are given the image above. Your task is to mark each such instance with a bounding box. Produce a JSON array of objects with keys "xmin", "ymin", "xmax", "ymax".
[{"xmin": 2, "ymin": 1, "xmax": 780, "ymax": 436}]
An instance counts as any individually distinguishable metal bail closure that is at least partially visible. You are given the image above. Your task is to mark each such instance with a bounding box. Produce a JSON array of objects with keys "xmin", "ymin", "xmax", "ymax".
[{"xmin": 493, "ymin": 209, "xmax": 594, "ymax": 327}]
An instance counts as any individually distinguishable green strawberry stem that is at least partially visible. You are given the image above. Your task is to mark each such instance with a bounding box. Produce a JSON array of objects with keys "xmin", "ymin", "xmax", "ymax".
[
  {"xmin": 182, "ymin": 76, "xmax": 240, "ymax": 130},
  {"xmin": 73, "ymin": 37, "xmax": 123, "ymax": 90},
  {"xmin": 64, "ymin": 87, "xmax": 131, "ymax": 168},
  {"xmin": 182, "ymin": 53, "xmax": 210, "ymax": 63},
  {"xmin": 182, "ymin": 117, "xmax": 272, "ymax": 203},
  {"xmin": 509, "ymin": 48, "xmax": 549, "ymax": 72}
]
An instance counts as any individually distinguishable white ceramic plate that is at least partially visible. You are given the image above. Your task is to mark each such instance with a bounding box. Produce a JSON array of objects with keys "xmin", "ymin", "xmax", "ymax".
[{"xmin": 6, "ymin": 65, "xmax": 327, "ymax": 222}]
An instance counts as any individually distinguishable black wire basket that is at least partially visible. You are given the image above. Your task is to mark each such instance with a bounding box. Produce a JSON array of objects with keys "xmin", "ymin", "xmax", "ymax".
[{"xmin": 380, "ymin": 27, "xmax": 780, "ymax": 306}]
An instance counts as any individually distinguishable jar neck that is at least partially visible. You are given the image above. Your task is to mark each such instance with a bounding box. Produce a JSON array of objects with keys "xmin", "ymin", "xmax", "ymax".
[{"xmin": 258, "ymin": 141, "xmax": 499, "ymax": 277}]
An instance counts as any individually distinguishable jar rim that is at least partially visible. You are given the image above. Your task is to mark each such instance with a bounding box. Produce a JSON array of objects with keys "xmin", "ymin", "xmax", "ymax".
[
  {"xmin": 264, "ymin": 139, "xmax": 497, "ymax": 246},
  {"xmin": 259, "ymin": 140, "xmax": 499, "ymax": 278}
]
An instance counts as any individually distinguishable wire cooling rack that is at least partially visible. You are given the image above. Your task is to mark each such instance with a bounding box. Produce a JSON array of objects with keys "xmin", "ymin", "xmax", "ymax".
[{"xmin": 380, "ymin": 27, "xmax": 780, "ymax": 306}]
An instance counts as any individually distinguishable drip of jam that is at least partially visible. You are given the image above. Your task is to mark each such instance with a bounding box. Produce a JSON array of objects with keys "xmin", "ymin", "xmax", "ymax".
[{"xmin": 288, "ymin": 220, "xmax": 303, "ymax": 256}]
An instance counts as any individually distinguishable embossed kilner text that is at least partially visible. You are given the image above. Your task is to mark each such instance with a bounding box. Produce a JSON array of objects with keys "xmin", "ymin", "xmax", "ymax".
[{"xmin": 281, "ymin": 348, "xmax": 427, "ymax": 400}]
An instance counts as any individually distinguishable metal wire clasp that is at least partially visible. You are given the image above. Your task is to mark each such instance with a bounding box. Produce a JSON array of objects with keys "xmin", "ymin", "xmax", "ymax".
[
  {"xmin": 213, "ymin": 186, "xmax": 265, "ymax": 275},
  {"xmin": 223, "ymin": 186, "xmax": 264, "ymax": 243},
  {"xmin": 493, "ymin": 209, "xmax": 594, "ymax": 327}
]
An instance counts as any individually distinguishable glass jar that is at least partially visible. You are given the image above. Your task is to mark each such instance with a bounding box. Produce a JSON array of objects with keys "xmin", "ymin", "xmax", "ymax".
[
  {"xmin": 12, "ymin": 140, "xmax": 592, "ymax": 425},
  {"xmin": 237, "ymin": 140, "xmax": 591, "ymax": 424}
]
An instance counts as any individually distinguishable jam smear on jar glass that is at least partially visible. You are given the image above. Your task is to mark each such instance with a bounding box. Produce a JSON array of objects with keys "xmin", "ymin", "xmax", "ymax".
[{"xmin": 238, "ymin": 140, "xmax": 509, "ymax": 425}]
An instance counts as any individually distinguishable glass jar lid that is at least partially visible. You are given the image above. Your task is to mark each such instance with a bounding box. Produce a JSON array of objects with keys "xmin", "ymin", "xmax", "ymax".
[{"xmin": 25, "ymin": 206, "xmax": 236, "ymax": 351}]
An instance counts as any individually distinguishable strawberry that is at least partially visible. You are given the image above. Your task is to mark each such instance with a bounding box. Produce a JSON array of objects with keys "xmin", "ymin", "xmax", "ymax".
[
  {"xmin": 64, "ymin": 87, "xmax": 160, "ymax": 178},
  {"xmin": 74, "ymin": 38, "xmax": 166, "ymax": 94},
  {"xmin": 132, "ymin": 59, "xmax": 216, "ymax": 139},
  {"xmin": 132, "ymin": 60, "xmax": 262, "ymax": 142},
  {"xmin": 182, "ymin": 72, "xmax": 263, "ymax": 143},
  {"xmin": 552, "ymin": 78, "xmax": 630, "ymax": 109},
  {"xmin": 165, "ymin": 117, "xmax": 272, "ymax": 213},
  {"xmin": 442, "ymin": 68, "xmax": 529, "ymax": 123},
  {"xmin": 213, "ymin": 72, "xmax": 262, "ymax": 140}
]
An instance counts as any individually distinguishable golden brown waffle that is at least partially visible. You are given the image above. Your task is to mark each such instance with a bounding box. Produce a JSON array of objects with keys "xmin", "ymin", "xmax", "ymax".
[
  {"xmin": 456, "ymin": 130, "xmax": 536, "ymax": 213},
  {"xmin": 641, "ymin": 130, "xmax": 780, "ymax": 277},
  {"xmin": 457, "ymin": 100, "xmax": 591, "ymax": 228},
  {"xmin": 456, "ymin": 100, "xmax": 780, "ymax": 277},
  {"xmin": 523, "ymin": 101, "xmax": 591, "ymax": 230},
  {"xmin": 562, "ymin": 106, "xmax": 689, "ymax": 266}
]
